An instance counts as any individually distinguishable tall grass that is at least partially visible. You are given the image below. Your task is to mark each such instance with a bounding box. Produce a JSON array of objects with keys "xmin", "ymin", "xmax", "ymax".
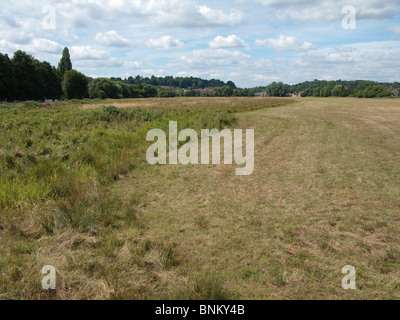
[{"xmin": 0, "ymin": 103, "xmax": 237, "ymax": 210}]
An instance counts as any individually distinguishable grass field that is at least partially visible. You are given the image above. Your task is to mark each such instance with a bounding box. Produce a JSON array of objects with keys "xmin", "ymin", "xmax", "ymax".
[{"xmin": 1, "ymin": 97, "xmax": 399, "ymax": 299}]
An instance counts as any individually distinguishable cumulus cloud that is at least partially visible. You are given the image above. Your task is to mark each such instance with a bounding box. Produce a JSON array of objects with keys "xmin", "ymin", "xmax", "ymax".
[
  {"xmin": 172, "ymin": 49, "xmax": 276, "ymax": 87},
  {"xmin": 298, "ymin": 53, "xmax": 353, "ymax": 66},
  {"xmin": 70, "ymin": 46, "xmax": 110, "ymax": 60},
  {"xmin": 255, "ymin": 35, "xmax": 314, "ymax": 52},
  {"xmin": 178, "ymin": 49, "xmax": 251, "ymax": 68},
  {"xmin": 0, "ymin": 9, "xmax": 21, "ymax": 28},
  {"xmin": 141, "ymin": 1, "xmax": 247, "ymax": 28},
  {"xmin": 147, "ymin": 36, "xmax": 184, "ymax": 50},
  {"xmin": 253, "ymin": 0, "xmax": 400, "ymax": 21},
  {"xmin": 95, "ymin": 30, "xmax": 132, "ymax": 47},
  {"xmin": 74, "ymin": 58, "xmax": 142, "ymax": 70},
  {"xmin": 335, "ymin": 46, "xmax": 355, "ymax": 52},
  {"xmin": 0, "ymin": 38, "xmax": 62, "ymax": 55},
  {"xmin": 30, "ymin": 39, "xmax": 63, "ymax": 54},
  {"xmin": 124, "ymin": 61, "xmax": 142, "ymax": 69},
  {"xmin": 55, "ymin": 0, "xmax": 247, "ymax": 29},
  {"xmin": 286, "ymin": 41, "xmax": 400, "ymax": 83},
  {"xmin": 209, "ymin": 35, "xmax": 248, "ymax": 49}
]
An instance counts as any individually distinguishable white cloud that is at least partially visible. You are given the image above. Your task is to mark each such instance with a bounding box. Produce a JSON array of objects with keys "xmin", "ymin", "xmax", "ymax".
[
  {"xmin": 124, "ymin": 61, "xmax": 142, "ymax": 69},
  {"xmin": 54, "ymin": 0, "xmax": 247, "ymax": 29},
  {"xmin": 178, "ymin": 48, "xmax": 251, "ymax": 68},
  {"xmin": 209, "ymin": 35, "xmax": 248, "ymax": 49},
  {"xmin": 141, "ymin": 1, "xmax": 247, "ymax": 28},
  {"xmin": 196, "ymin": 5, "xmax": 247, "ymax": 27},
  {"xmin": 0, "ymin": 38, "xmax": 62, "ymax": 55},
  {"xmin": 70, "ymin": 46, "xmax": 110, "ymax": 60},
  {"xmin": 285, "ymin": 41, "xmax": 400, "ymax": 83},
  {"xmin": 253, "ymin": 0, "xmax": 400, "ymax": 21},
  {"xmin": 30, "ymin": 39, "xmax": 63, "ymax": 54},
  {"xmin": 75, "ymin": 59, "xmax": 141, "ymax": 70},
  {"xmin": 95, "ymin": 30, "xmax": 132, "ymax": 47},
  {"xmin": 255, "ymin": 35, "xmax": 314, "ymax": 52},
  {"xmin": 147, "ymin": 36, "xmax": 184, "ymax": 50},
  {"xmin": 298, "ymin": 53, "xmax": 353, "ymax": 66},
  {"xmin": 335, "ymin": 45, "xmax": 355, "ymax": 52},
  {"xmin": 172, "ymin": 48, "xmax": 275, "ymax": 87},
  {"xmin": 388, "ymin": 26, "xmax": 400, "ymax": 34},
  {"xmin": 0, "ymin": 9, "xmax": 21, "ymax": 28}
]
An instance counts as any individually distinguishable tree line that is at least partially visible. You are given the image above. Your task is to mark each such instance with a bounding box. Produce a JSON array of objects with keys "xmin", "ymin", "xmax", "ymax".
[
  {"xmin": 290, "ymin": 79, "xmax": 399, "ymax": 98},
  {"xmin": 110, "ymin": 75, "xmax": 236, "ymax": 90},
  {"xmin": 0, "ymin": 51, "xmax": 62, "ymax": 101},
  {"xmin": 252, "ymin": 80, "xmax": 398, "ymax": 98},
  {"xmin": 0, "ymin": 48, "xmax": 240, "ymax": 101},
  {"xmin": 1, "ymin": 48, "xmax": 398, "ymax": 101}
]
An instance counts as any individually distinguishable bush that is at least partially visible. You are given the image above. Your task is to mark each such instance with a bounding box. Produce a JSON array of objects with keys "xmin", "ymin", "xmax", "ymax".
[{"xmin": 158, "ymin": 88, "xmax": 177, "ymax": 98}]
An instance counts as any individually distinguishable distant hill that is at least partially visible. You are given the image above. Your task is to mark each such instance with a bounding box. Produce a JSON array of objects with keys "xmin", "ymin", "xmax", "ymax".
[{"xmin": 288, "ymin": 79, "xmax": 399, "ymax": 98}]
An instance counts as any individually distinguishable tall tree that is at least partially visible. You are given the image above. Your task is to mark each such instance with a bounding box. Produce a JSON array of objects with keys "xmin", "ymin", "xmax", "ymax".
[
  {"xmin": 0, "ymin": 53, "xmax": 17, "ymax": 100},
  {"xmin": 58, "ymin": 47, "xmax": 72, "ymax": 77},
  {"xmin": 36, "ymin": 61, "xmax": 62, "ymax": 99},
  {"xmin": 12, "ymin": 50, "xmax": 40, "ymax": 100}
]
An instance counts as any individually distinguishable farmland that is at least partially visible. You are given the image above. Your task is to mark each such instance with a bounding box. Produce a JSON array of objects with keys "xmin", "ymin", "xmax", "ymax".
[{"xmin": 1, "ymin": 97, "xmax": 400, "ymax": 299}]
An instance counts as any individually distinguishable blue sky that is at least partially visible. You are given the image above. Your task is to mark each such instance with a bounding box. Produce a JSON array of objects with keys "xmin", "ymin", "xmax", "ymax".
[{"xmin": 1, "ymin": 0, "xmax": 400, "ymax": 87}]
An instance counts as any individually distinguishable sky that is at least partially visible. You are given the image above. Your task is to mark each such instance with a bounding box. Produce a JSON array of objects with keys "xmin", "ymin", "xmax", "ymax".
[{"xmin": 0, "ymin": 0, "xmax": 400, "ymax": 88}]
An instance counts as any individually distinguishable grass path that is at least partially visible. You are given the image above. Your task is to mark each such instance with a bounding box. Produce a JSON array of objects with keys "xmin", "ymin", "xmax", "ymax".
[{"xmin": 110, "ymin": 98, "xmax": 400, "ymax": 299}]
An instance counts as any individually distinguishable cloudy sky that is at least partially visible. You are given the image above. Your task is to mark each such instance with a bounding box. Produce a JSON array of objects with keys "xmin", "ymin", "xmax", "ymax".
[{"xmin": 1, "ymin": 0, "xmax": 400, "ymax": 87}]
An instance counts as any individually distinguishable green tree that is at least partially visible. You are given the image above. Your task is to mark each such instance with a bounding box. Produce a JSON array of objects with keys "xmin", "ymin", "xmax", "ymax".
[
  {"xmin": 226, "ymin": 81, "xmax": 237, "ymax": 89},
  {"xmin": 0, "ymin": 53, "xmax": 17, "ymax": 100},
  {"xmin": 158, "ymin": 87, "xmax": 176, "ymax": 98},
  {"xmin": 361, "ymin": 85, "xmax": 390, "ymax": 98},
  {"xmin": 62, "ymin": 70, "xmax": 88, "ymax": 99},
  {"xmin": 89, "ymin": 78, "xmax": 120, "ymax": 99},
  {"xmin": 331, "ymin": 85, "xmax": 347, "ymax": 97},
  {"xmin": 266, "ymin": 82, "xmax": 289, "ymax": 97},
  {"xmin": 58, "ymin": 47, "xmax": 72, "ymax": 77},
  {"xmin": 320, "ymin": 86, "xmax": 330, "ymax": 97},
  {"xmin": 214, "ymin": 86, "xmax": 234, "ymax": 97},
  {"xmin": 35, "ymin": 61, "xmax": 62, "ymax": 99},
  {"xmin": 312, "ymin": 87, "xmax": 321, "ymax": 97},
  {"xmin": 12, "ymin": 50, "xmax": 41, "ymax": 100}
]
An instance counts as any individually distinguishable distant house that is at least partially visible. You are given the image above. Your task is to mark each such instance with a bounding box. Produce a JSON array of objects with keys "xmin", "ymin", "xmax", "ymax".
[
  {"xmin": 203, "ymin": 87, "xmax": 214, "ymax": 95},
  {"xmin": 291, "ymin": 91, "xmax": 303, "ymax": 98},
  {"xmin": 255, "ymin": 92, "xmax": 267, "ymax": 97}
]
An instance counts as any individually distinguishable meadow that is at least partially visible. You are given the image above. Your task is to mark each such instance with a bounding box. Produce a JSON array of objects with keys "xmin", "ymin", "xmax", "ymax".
[
  {"xmin": 0, "ymin": 96, "xmax": 399, "ymax": 299},
  {"xmin": 0, "ymin": 97, "xmax": 289, "ymax": 299}
]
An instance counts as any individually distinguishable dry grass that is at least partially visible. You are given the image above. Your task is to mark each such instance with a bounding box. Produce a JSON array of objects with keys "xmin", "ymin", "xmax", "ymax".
[
  {"xmin": 80, "ymin": 96, "xmax": 289, "ymax": 112},
  {"xmin": 1, "ymin": 97, "xmax": 400, "ymax": 300},
  {"xmin": 109, "ymin": 97, "xmax": 400, "ymax": 300}
]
